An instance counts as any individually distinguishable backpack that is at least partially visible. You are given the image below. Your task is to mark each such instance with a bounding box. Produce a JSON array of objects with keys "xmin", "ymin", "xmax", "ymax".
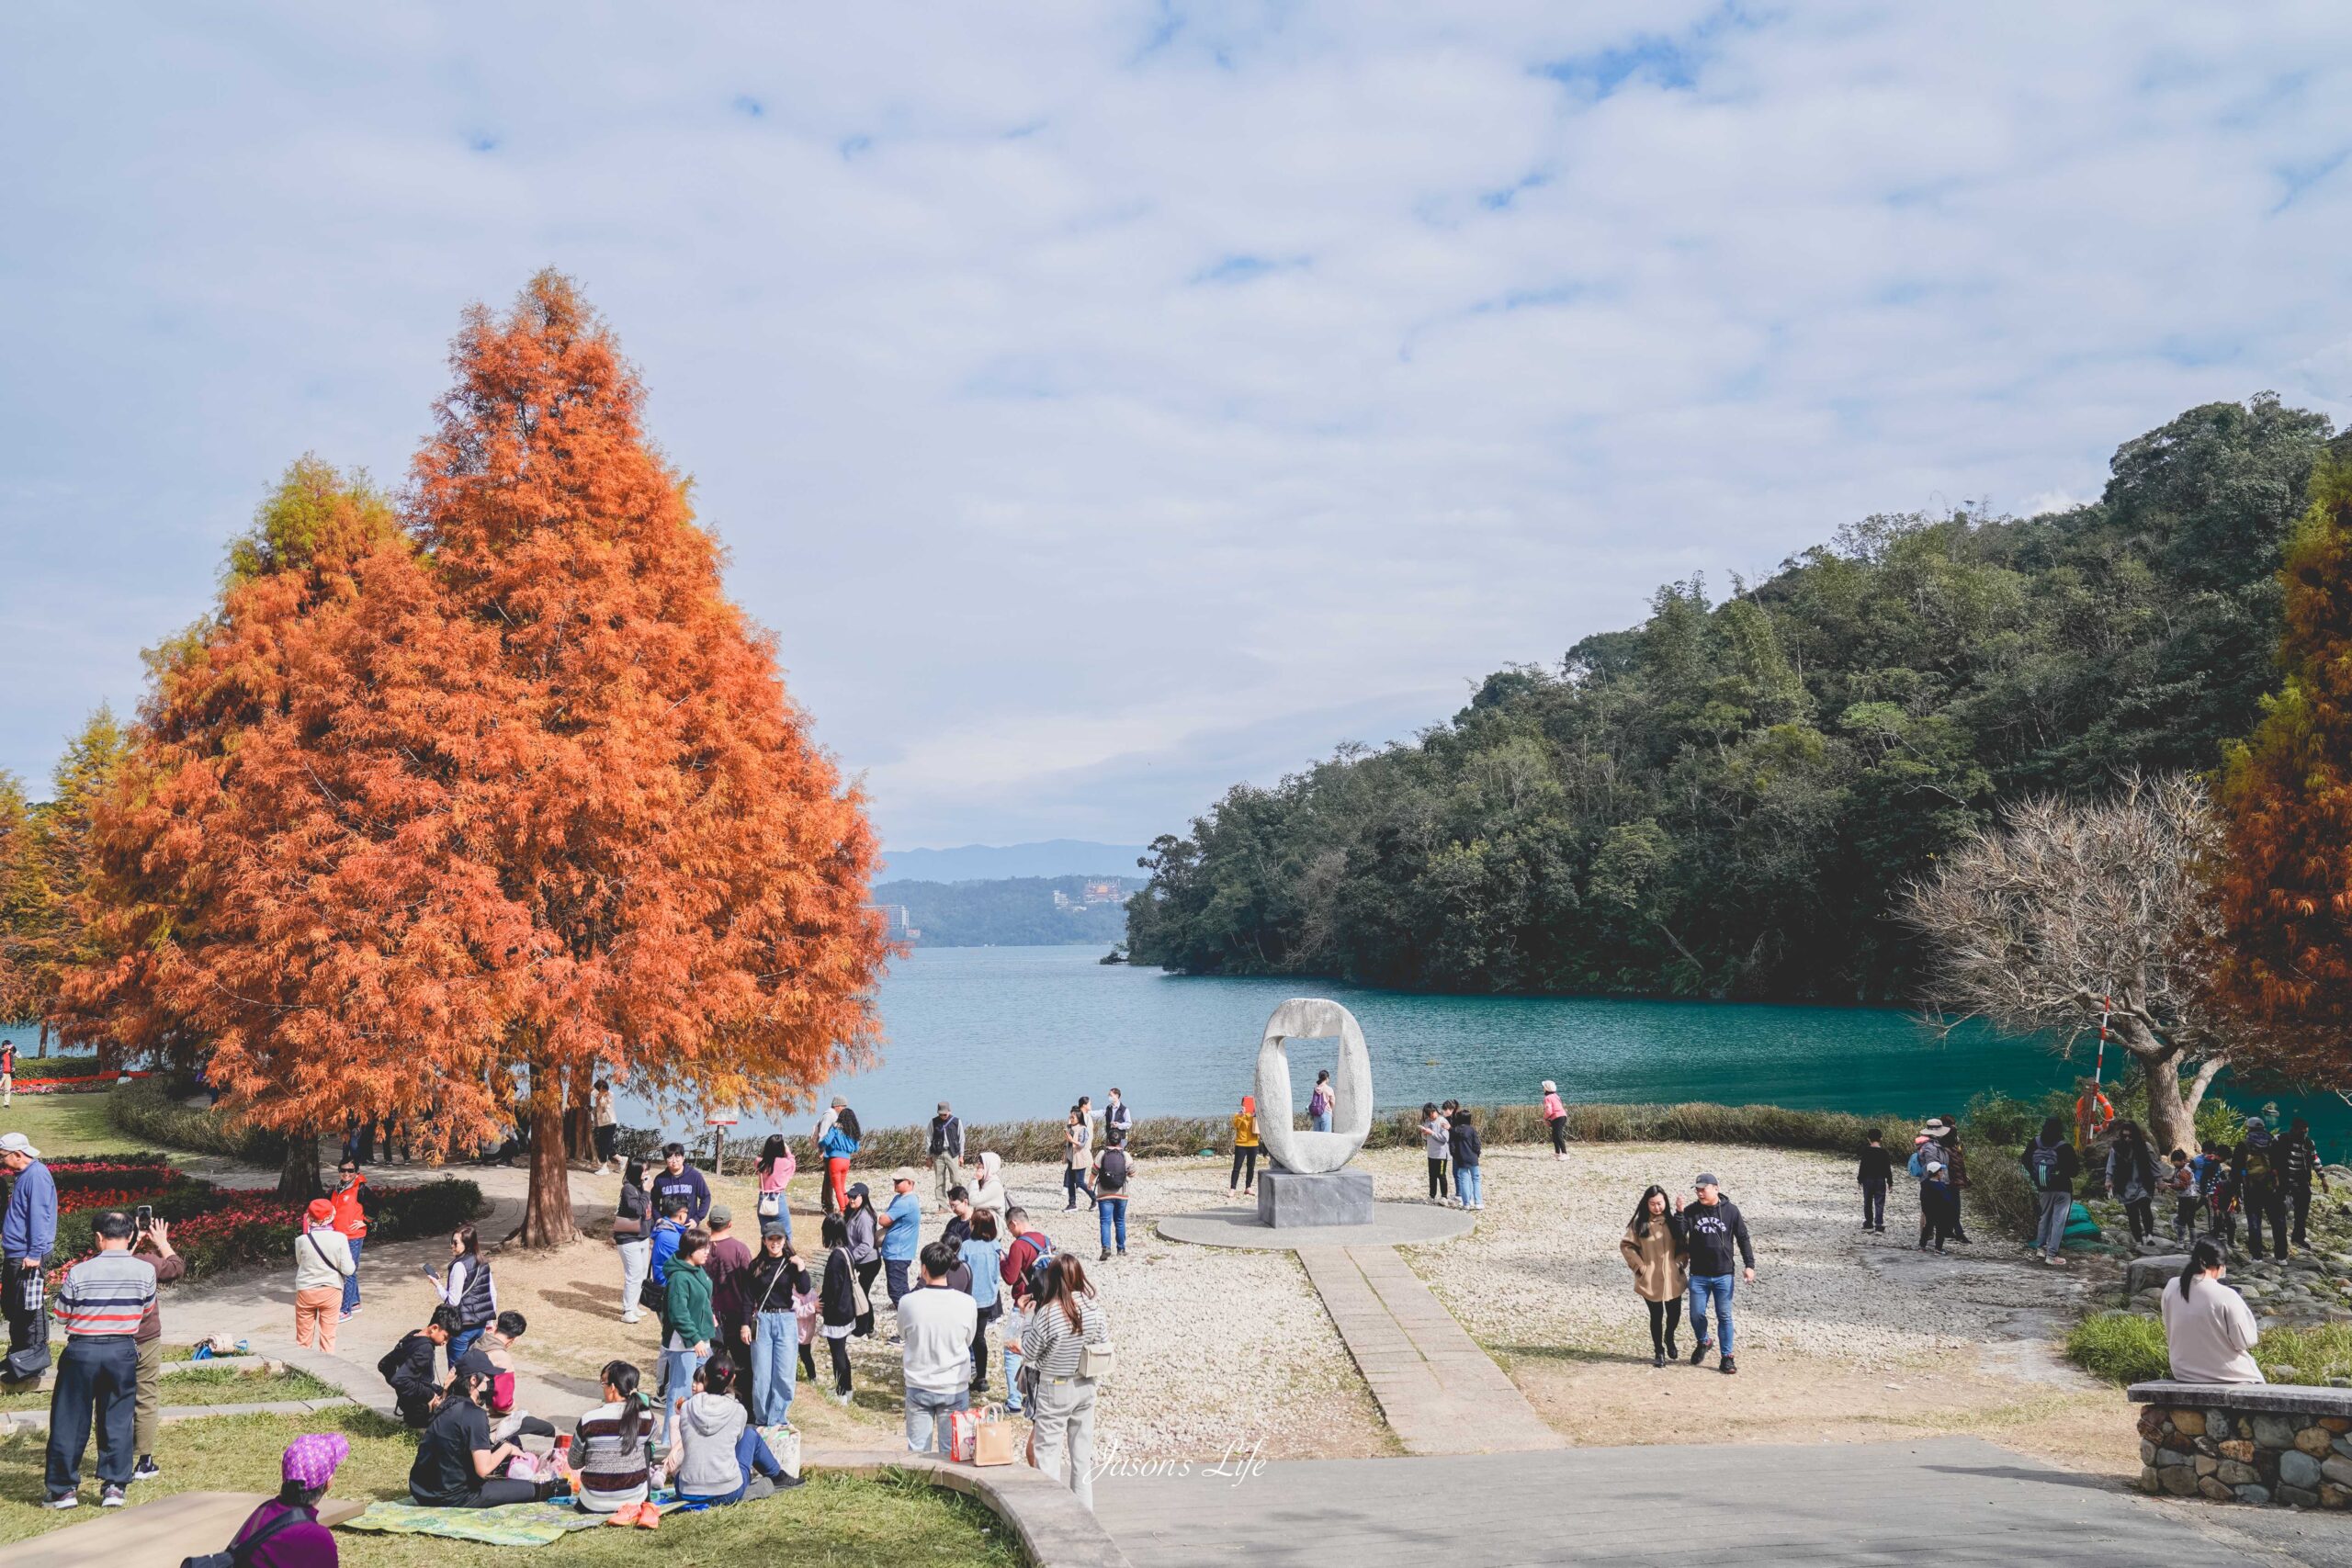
[
  {"xmin": 183, "ymin": 1505, "xmax": 309, "ymax": 1568},
  {"xmin": 2025, "ymin": 1141, "xmax": 2063, "ymax": 1191},
  {"xmin": 2244, "ymin": 1143, "xmax": 2274, "ymax": 1186},
  {"xmin": 1099, "ymin": 1149, "xmax": 1130, "ymax": 1190},
  {"xmin": 1023, "ymin": 1233, "xmax": 1057, "ymax": 1299}
]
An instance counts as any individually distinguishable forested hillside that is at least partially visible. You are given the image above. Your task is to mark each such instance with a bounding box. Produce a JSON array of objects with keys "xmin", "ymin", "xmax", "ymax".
[
  {"xmin": 887, "ymin": 875, "xmax": 1139, "ymax": 947},
  {"xmin": 1125, "ymin": 397, "xmax": 2348, "ymax": 1002}
]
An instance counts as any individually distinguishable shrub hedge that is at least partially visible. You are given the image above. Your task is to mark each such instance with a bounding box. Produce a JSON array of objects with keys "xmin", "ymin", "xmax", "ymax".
[
  {"xmin": 39, "ymin": 1171, "xmax": 482, "ymax": 1285},
  {"xmin": 107, "ymin": 1075, "xmax": 287, "ymax": 1164}
]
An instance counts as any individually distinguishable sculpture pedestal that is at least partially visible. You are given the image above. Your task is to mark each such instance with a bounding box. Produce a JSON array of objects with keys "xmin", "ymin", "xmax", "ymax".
[{"xmin": 1257, "ymin": 1167, "xmax": 1375, "ymax": 1228}]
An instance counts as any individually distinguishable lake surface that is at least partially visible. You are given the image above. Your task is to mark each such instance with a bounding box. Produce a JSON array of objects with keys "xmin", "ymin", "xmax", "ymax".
[{"xmin": 630, "ymin": 945, "xmax": 2351, "ymax": 1156}]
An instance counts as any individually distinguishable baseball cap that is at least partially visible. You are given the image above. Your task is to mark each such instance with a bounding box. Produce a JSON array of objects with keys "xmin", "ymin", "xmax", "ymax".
[
  {"xmin": 457, "ymin": 1348, "xmax": 500, "ymax": 1380},
  {"xmin": 1926, "ymin": 1161, "xmax": 1946, "ymax": 1174},
  {"xmin": 1694, "ymin": 1172, "xmax": 1719, "ymax": 1188},
  {"xmin": 0, "ymin": 1133, "xmax": 39, "ymax": 1159},
  {"xmin": 892, "ymin": 1166, "xmax": 920, "ymax": 1185},
  {"xmin": 708, "ymin": 1204, "xmax": 732, "ymax": 1226},
  {"xmin": 761, "ymin": 1219, "xmax": 790, "ymax": 1239}
]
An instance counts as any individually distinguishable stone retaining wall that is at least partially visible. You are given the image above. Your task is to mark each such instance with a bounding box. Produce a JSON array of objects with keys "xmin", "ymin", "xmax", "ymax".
[{"xmin": 2129, "ymin": 1382, "xmax": 2352, "ymax": 1509}]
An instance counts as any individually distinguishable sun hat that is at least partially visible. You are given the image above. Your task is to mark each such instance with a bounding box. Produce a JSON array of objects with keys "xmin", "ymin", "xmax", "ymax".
[
  {"xmin": 305, "ymin": 1198, "xmax": 335, "ymax": 1224},
  {"xmin": 1694, "ymin": 1172, "xmax": 1719, "ymax": 1189},
  {"xmin": 1926, "ymin": 1161, "xmax": 1946, "ymax": 1174},
  {"xmin": 1541, "ymin": 1080, "xmax": 1557, "ymax": 1093},
  {"xmin": 0, "ymin": 1133, "xmax": 39, "ymax": 1159},
  {"xmin": 892, "ymin": 1167, "xmax": 919, "ymax": 1185},
  {"xmin": 282, "ymin": 1432, "xmax": 350, "ymax": 1489}
]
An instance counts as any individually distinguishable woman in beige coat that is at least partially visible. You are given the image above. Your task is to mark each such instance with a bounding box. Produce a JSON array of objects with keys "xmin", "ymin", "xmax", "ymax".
[{"xmin": 1620, "ymin": 1184, "xmax": 1688, "ymax": 1368}]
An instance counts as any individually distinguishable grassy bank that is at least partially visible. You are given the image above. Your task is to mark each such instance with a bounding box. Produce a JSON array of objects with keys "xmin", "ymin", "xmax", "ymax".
[
  {"xmin": 0, "ymin": 1408, "xmax": 1023, "ymax": 1564},
  {"xmin": 2067, "ymin": 1310, "xmax": 2352, "ymax": 1387},
  {"xmin": 107, "ymin": 1074, "xmax": 287, "ymax": 1163}
]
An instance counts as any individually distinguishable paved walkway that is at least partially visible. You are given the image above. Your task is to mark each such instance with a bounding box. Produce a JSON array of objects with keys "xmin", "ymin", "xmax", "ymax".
[
  {"xmin": 1092, "ymin": 1438, "xmax": 2303, "ymax": 1567},
  {"xmin": 1294, "ymin": 1246, "xmax": 1560, "ymax": 1456}
]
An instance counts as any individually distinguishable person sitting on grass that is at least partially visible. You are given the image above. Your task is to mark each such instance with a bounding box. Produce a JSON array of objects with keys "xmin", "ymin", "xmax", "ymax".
[
  {"xmin": 219, "ymin": 1433, "xmax": 351, "ymax": 1568},
  {"xmin": 2160, "ymin": 1237, "xmax": 2262, "ymax": 1384},
  {"xmin": 410, "ymin": 1352, "xmax": 556, "ymax": 1508},
  {"xmin": 567, "ymin": 1360, "xmax": 654, "ymax": 1517},
  {"xmin": 662, "ymin": 1359, "xmax": 791, "ymax": 1504},
  {"xmin": 379, "ymin": 1305, "xmax": 460, "ymax": 1427}
]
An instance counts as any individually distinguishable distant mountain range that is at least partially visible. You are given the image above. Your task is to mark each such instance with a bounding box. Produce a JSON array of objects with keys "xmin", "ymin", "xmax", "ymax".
[
  {"xmin": 870, "ymin": 874, "xmax": 1142, "ymax": 947},
  {"xmin": 876, "ymin": 840, "xmax": 1149, "ymax": 885}
]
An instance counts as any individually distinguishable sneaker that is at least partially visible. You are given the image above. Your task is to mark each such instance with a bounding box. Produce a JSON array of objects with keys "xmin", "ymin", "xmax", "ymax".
[
  {"xmin": 621, "ymin": 1313, "xmax": 641, "ymax": 1325},
  {"xmin": 2044, "ymin": 1253, "xmax": 2067, "ymax": 1267},
  {"xmin": 1100, "ymin": 1247, "xmax": 1112, "ymax": 1261},
  {"xmin": 339, "ymin": 1311, "xmax": 355, "ymax": 1323},
  {"xmin": 101, "ymin": 1486, "xmax": 127, "ymax": 1508},
  {"xmin": 835, "ymin": 1389, "xmax": 854, "ymax": 1406},
  {"xmin": 40, "ymin": 1495, "xmax": 76, "ymax": 1511},
  {"xmin": 131, "ymin": 1456, "xmax": 160, "ymax": 1482},
  {"xmin": 1117, "ymin": 1247, "xmax": 1127, "ymax": 1256},
  {"xmin": 1690, "ymin": 1339, "xmax": 1711, "ymax": 1367},
  {"xmin": 1720, "ymin": 1356, "xmax": 1738, "ymax": 1376}
]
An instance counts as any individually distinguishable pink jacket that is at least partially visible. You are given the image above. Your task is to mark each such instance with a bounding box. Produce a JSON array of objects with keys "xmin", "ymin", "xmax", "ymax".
[{"xmin": 1542, "ymin": 1092, "xmax": 1566, "ymax": 1121}]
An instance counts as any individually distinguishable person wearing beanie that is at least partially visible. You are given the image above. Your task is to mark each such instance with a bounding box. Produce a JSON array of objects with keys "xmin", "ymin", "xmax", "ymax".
[
  {"xmin": 292, "ymin": 1200, "xmax": 355, "ymax": 1354},
  {"xmin": 216, "ymin": 1432, "xmax": 350, "ymax": 1568}
]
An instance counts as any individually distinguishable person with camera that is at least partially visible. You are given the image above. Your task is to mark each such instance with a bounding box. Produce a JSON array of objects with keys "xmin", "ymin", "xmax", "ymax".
[{"xmin": 126, "ymin": 1213, "xmax": 181, "ymax": 1484}]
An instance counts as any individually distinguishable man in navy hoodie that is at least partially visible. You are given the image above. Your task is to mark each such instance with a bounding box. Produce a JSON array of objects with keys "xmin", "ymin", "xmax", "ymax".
[{"xmin": 1683, "ymin": 1174, "xmax": 1755, "ymax": 1375}]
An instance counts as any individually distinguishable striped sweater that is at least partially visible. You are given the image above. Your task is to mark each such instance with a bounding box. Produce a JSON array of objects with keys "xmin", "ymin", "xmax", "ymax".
[{"xmin": 58, "ymin": 1249, "xmax": 157, "ymax": 1337}]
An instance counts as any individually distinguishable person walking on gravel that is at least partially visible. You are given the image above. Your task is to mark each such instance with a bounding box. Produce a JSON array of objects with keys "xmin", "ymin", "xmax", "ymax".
[
  {"xmin": 1682, "ymin": 1174, "xmax": 1754, "ymax": 1374},
  {"xmin": 1449, "ymin": 1108, "xmax": 1484, "ymax": 1210},
  {"xmin": 1420, "ymin": 1103, "xmax": 1450, "ymax": 1202},
  {"xmin": 1062, "ymin": 1107, "xmax": 1096, "ymax": 1211},
  {"xmin": 2021, "ymin": 1116, "xmax": 2080, "ymax": 1266},
  {"xmin": 1227, "ymin": 1097, "xmax": 1261, "ymax": 1199},
  {"xmin": 1541, "ymin": 1081, "xmax": 1568, "ymax": 1159},
  {"xmin": 1857, "ymin": 1130, "xmax": 1892, "ymax": 1233},
  {"xmin": 929, "ymin": 1102, "xmax": 964, "ymax": 1204},
  {"xmin": 1620, "ymin": 1185, "xmax": 1687, "ymax": 1367}
]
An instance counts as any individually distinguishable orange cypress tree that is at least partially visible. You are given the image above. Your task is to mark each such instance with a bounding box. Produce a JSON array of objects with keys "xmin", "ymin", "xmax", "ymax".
[
  {"xmin": 406, "ymin": 271, "xmax": 890, "ymax": 1242},
  {"xmin": 2211, "ymin": 457, "xmax": 2352, "ymax": 1080}
]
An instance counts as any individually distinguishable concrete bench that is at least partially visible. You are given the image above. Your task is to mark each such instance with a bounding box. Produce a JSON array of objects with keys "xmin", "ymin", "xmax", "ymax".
[{"xmin": 2128, "ymin": 1381, "xmax": 2352, "ymax": 1509}]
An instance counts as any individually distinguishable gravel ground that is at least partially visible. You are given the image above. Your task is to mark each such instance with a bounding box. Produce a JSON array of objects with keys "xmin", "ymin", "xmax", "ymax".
[{"xmin": 1385, "ymin": 1140, "xmax": 2088, "ymax": 1369}]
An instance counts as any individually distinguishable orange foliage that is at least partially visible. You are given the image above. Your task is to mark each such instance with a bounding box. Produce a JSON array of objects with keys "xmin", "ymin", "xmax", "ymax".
[
  {"xmin": 2210, "ymin": 457, "xmax": 2352, "ymax": 1083},
  {"xmin": 65, "ymin": 276, "xmax": 894, "ymax": 1240}
]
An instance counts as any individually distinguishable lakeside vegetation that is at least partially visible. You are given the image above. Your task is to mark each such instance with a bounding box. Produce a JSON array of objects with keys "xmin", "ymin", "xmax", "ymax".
[{"xmin": 1127, "ymin": 396, "xmax": 2348, "ymax": 1004}]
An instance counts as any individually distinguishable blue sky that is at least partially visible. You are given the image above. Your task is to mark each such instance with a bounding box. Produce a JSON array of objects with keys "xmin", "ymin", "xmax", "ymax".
[{"xmin": 4, "ymin": 4, "xmax": 2350, "ymax": 847}]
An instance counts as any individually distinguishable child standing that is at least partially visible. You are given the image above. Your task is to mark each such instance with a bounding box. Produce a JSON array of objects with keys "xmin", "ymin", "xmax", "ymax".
[
  {"xmin": 1541, "ymin": 1081, "xmax": 1568, "ymax": 1160},
  {"xmin": 1419, "ymin": 1103, "xmax": 1451, "ymax": 1202},
  {"xmin": 2205, "ymin": 1145, "xmax": 2239, "ymax": 1249},
  {"xmin": 2164, "ymin": 1148, "xmax": 2199, "ymax": 1243}
]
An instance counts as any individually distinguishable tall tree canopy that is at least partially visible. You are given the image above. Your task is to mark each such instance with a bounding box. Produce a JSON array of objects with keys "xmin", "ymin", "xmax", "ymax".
[
  {"xmin": 2209, "ymin": 458, "xmax": 2352, "ymax": 1082},
  {"xmin": 63, "ymin": 276, "xmax": 891, "ymax": 1237},
  {"xmin": 1129, "ymin": 396, "xmax": 2348, "ymax": 1003}
]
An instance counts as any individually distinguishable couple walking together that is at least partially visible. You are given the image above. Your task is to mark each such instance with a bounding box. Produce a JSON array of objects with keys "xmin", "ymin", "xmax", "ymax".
[{"xmin": 1620, "ymin": 1173, "xmax": 1757, "ymax": 1373}]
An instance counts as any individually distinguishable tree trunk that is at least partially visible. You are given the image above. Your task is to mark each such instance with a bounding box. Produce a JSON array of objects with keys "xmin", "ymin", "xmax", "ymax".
[
  {"xmin": 276, "ymin": 1128, "xmax": 321, "ymax": 1201},
  {"xmin": 521, "ymin": 1088, "xmax": 578, "ymax": 1248},
  {"xmin": 2137, "ymin": 1048, "xmax": 2200, "ymax": 1159}
]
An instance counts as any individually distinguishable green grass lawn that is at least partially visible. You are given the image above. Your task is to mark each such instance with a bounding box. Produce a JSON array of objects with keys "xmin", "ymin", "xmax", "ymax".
[
  {"xmin": 0, "ymin": 1093, "xmax": 147, "ymax": 1158},
  {"xmin": 0, "ymin": 1365, "xmax": 340, "ymax": 1413},
  {"xmin": 0, "ymin": 1408, "xmax": 1024, "ymax": 1566},
  {"xmin": 2068, "ymin": 1310, "xmax": 2352, "ymax": 1385}
]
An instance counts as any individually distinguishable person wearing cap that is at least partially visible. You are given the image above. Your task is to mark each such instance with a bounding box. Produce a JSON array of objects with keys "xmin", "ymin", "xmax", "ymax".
[
  {"xmin": 45, "ymin": 1209, "xmax": 156, "ymax": 1508},
  {"xmin": 1917, "ymin": 1160, "xmax": 1959, "ymax": 1254},
  {"xmin": 410, "ymin": 1350, "xmax": 548, "ymax": 1507},
  {"xmin": 739, "ymin": 1220, "xmax": 809, "ymax": 1426},
  {"xmin": 2234, "ymin": 1117, "xmax": 2291, "ymax": 1260},
  {"xmin": 878, "ymin": 1168, "xmax": 924, "ymax": 1319},
  {"xmin": 0, "ymin": 1130, "xmax": 56, "ymax": 1381},
  {"xmin": 291, "ymin": 1199, "xmax": 356, "ymax": 1353},
  {"xmin": 704, "ymin": 1205, "xmax": 753, "ymax": 1407},
  {"xmin": 1682, "ymin": 1175, "xmax": 1755, "ymax": 1375},
  {"xmin": 1541, "ymin": 1081, "xmax": 1568, "ymax": 1160},
  {"xmin": 215, "ymin": 1432, "xmax": 350, "ymax": 1568},
  {"xmin": 929, "ymin": 1101, "xmax": 965, "ymax": 1203}
]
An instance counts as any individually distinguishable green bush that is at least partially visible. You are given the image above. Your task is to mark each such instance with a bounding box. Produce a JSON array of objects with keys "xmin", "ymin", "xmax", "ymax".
[
  {"xmin": 107, "ymin": 1075, "xmax": 286, "ymax": 1163},
  {"xmin": 11, "ymin": 1055, "xmax": 109, "ymax": 1081},
  {"xmin": 369, "ymin": 1178, "xmax": 486, "ymax": 1241}
]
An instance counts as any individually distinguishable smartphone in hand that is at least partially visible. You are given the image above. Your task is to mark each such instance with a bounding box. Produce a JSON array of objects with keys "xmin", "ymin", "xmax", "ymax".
[{"xmin": 134, "ymin": 1205, "xmax": 153, "ymax": 1233}]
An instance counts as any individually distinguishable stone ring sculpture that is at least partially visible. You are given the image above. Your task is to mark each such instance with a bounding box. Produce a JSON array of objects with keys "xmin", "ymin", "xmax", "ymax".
[{"xmin": 1253, "ymin": 998, "xmax": 1373, "ymax": 1175}]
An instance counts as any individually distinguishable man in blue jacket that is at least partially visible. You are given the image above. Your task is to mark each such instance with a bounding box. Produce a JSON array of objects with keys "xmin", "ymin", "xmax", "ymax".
[{"xmin": 1, "ymin": 1132, "xmax": 58, "ymax": 1382}]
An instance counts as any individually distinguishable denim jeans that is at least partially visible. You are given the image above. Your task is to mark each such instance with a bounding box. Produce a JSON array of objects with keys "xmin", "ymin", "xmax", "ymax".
[
  {"xmin": 1688, "ymin": 1273, "xmax": 1736, "ymax": 1356},
  {"xmin": 749, "ymin": 1311, "xmax": 797, "ymax": 1426},
  {"xmin": 1001, "ymin": 1305, "xmax": 1025, "ymax": 1412},
  {"xmin": 904, "ymin": 1383, "xmax": 968, "ymax": 1454},
  {"xmin": 2034, "ymin": 1190, "xmax": 2072, "ymax": 1255},
  {"xmin": 1454, "ymin": 1166, "xmax": 1482, "ymax": 1206},
  {"xmin": 1098, "ymin": 1198, "xmax": 1128, "ymax": 1252},
  {"xmin": 447, "ymin": 1325, "xmax": 484, "ymax": 1371},
  {"xmin": 341, "ymin": 1236, "xmax": 364, "ymax": 1314},
  {"xmin": 1309, "ymin": 1111, "xmax": 1331, "ymax": 1132},
  {"xmin": 659, "ymin": 1346, "xmax": 707, "ymax": 1445},
  {"xmin": 885, "ymin": 1258, "xmax": 911, "ymax": 1309}
]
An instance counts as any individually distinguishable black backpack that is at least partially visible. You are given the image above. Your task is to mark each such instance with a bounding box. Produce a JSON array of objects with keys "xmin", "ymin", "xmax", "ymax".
[
  {"xmin": 183, "ymin": 1505, "xmax": 309, "ymax": 1568},
  {"xmin": 2025, "ymin": 1141, "xmax": 2063, "ymax": 1191},
  {"xmin": 1024, "ymin": 1233, "xmax": 1057, "ymax": 1298}
]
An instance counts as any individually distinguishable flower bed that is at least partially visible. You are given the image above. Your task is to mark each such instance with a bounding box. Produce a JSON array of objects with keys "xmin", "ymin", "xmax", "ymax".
[{"xmin": 8, "ymin": 1068, "xmax": 157, "ymax": 1095}]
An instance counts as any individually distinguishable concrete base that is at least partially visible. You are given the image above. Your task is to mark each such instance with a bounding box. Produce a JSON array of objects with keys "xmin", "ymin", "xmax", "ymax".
[{"xmin": 1258, "ymin": 1167, "xmax": 1375, "ymax": 1228}]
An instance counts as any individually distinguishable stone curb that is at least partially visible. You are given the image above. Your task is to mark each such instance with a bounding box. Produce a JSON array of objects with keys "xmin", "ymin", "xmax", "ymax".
[{"xmin": 810, "ymin": 1448, "xmax": 1134, "ymax": 1568}]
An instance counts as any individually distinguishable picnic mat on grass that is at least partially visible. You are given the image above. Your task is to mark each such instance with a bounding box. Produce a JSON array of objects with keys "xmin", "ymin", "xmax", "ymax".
[{"xmin": 340, "ymin": 1498, "xmax": 686, "ymax": 1546}]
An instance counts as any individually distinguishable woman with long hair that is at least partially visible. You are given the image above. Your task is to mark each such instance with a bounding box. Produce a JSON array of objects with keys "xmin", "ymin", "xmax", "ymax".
[
  {"xmin": 960, "ymin": 1208, "xmax": 1006, "ymax": 1396},
  {"xmin": 1227, "ymin": 1096, "xmax": 1261, "ymax": 1199},
  {"xmin": 1619, "ymin": 1185, "xmax": 1688, "ymax": 1367},
  {"xmin": 430, "ymin": 1223, "xmax": 494, "ymax": 1367},
  {"xmin": 616, "ymin": 1158, "xmax": 652, "ymax": 1325},
  {"xmin": 2160, "ymin": 1237, "xmax": 2262, "ymax": 1383},
  {"xmin": 818, "ymin": 1213, "xmax": 858, "ymax": 1404},
  {"xmin": 821, "ymin": 1107, "xmax": 862, "ymax": 1214},
  {"xmin": 2106, "ymin": 1120, "xmax": 2160, "ymax": 1246},
  {"xmin": 756, "ymin": 1134, "xmax": 795, "ymax": 1236},
  {"xmin": 566, "ymin": 1360, "xmax": 653, "ymax": 1516},
  {"xmin": 1021, "ymin": 1253, "xmax": 1111, "ymax": 1511},
  {"xmin": 842, "ymin": 1184, "xmax": 881, "ymax": 1336}
]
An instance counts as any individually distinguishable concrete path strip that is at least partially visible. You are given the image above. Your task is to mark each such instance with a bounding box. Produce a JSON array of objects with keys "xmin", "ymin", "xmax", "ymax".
[
  {"xmin": 1092, "ymin": 1438, "xmax": 2290, "ymax": 1567},
  {"xmin": 1294, "ymin": 1245, "xmax": 1561, "ymax": 1456}
]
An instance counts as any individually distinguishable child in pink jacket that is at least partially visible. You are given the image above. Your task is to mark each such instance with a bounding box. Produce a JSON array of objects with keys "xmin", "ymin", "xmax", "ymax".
[{"xmin": 1542, "ymin": 1081, "xmax": 1569, "ymax": 1160}]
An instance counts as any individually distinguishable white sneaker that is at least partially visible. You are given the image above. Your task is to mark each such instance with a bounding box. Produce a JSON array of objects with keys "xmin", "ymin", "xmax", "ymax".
[
  {"xmin": 622, "ymin": 1313, "xmax": 641, "ymax": 1325},
  {"xmin": 40, "ymin": 1495, "xmax": 76, "ymax": 1511},
  {"xmin": 101, "ymin": 1487, "xmax": 127, "ymax": 1508}
]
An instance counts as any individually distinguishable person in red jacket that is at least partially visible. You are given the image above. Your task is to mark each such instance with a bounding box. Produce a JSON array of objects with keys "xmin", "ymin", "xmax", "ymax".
[{"xmin": 329, "ymin": 1159, "xmax": 370, "ymax": 1322}]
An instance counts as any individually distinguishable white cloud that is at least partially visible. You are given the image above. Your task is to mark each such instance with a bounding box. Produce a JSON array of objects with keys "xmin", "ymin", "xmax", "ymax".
[{"xmin": 3, "ymin": 2, "xmax": 2349, "ymax": 842}]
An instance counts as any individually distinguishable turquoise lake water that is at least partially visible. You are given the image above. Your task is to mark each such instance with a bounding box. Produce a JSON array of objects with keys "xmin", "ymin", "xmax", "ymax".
[{"xmin": 633, "ymin": 944, "xmax": 2349, "ymax": 1156}]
